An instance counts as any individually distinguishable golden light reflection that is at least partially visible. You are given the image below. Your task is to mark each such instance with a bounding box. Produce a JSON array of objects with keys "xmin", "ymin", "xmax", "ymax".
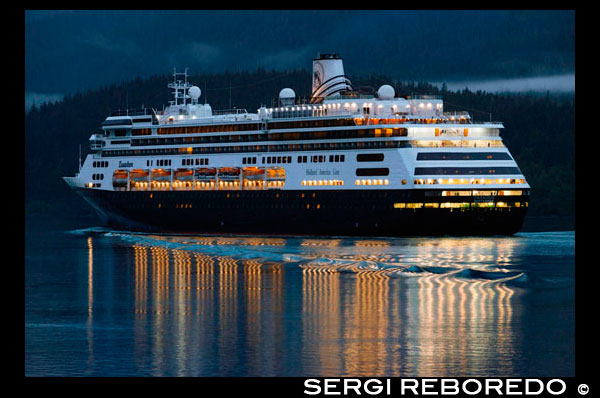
[
  {"xmin": 296, "ymin": 236, "xmax": 522, "ymax": 376},
  {"xmin": 125, "ymin": 234, "xmax": 522, "ymax": 376},
  {"xmin": 172, "ymin": 249, "xmax": 192, "ymax": 375},
  {"xmin": 133, "ymin": 244, "xmax": 149, "ymax": 371},
  {"xmin": 300, "ymin": 239, "xmax": 342, "ymax": 247},
  {"xmin": 150, "ymin": 245, "xmax": 169, "ymax": 376},
  {"xmin": 87, "ymin": 237, "xmax": 93, "ymax": 315},
  {"xmin": 413, "ymin": 271, "xmax": 519, "ymax": 375},
  {"xmin": 217, "ymin": 256, "xmax": 239, "ymax": 372},
  {"xmin": 134, "ymin": 245, "xmax": 148, "ymax": 315},
  {"xmin": 342, "ymin": 270, "xmax": 390, "ymax": 375},
  {"xmin": 302, "ymin": 265, "xmax": 342, "ymax": 373},
  {"xmin": 354, "ymin": 240, "xmax": 391, "ymax": 248},
  {"xmin": 242, "ymin": 258, "xmax": 284, "ymax": 374},
  {"xmin": 244, "ymin": 258, "xmax": 262, "ymax": 364},
  {"xmin": 86, "ymin": 237, "xmax": 94, "ymax": 370}
]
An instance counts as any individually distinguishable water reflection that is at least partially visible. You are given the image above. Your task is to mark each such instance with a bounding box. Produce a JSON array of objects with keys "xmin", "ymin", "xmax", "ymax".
[
  {"xmin": 412, "ymin": 274, "xmax": 518, "ymax": 375},
  {"xmin": 86, "ymin": 237, "xmax": 94, "ymax": 371},
  {"xmin": 88, "ymin": 233, "xmax": 527, "ymax": 376}
]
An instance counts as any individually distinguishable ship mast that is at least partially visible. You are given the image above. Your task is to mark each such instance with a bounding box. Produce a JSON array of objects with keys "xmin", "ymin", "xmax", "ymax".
[{"xmin": 168, "ymin": 67, "xmax": 191, "ymax": 106}]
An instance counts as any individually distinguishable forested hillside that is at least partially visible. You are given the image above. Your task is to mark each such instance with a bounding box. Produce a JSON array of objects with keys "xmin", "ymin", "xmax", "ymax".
[{"xmin": 25, "ymin": 69, "xmax": 575, "ymax": 230}]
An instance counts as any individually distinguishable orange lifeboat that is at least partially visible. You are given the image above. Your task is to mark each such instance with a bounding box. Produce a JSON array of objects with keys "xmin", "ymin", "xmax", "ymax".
[{"xmin": 112, "ymin": 169, "xmax": 129, "ymax": 189}]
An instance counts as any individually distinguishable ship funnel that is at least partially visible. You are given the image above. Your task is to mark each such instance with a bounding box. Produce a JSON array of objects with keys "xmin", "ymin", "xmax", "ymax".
[{"xmin": 311, "ymin": 53, "xmax": 353, "ymax": 100}]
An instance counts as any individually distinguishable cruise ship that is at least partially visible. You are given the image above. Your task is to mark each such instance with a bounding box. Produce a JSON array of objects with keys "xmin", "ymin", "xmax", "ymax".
[{"xmin": 64, "ymin": 53, "xmax": 530, "ymax": 235}]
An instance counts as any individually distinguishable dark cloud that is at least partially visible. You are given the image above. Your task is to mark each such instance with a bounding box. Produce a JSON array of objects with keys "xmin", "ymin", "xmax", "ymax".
[{"xmin": 25, "ymin": 10, "xmax": 574, "ymax": 96}]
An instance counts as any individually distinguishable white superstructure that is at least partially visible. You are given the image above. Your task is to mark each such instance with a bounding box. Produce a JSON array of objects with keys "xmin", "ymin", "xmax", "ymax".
[
  {"xmin": 64, "ymin": 53, "xmax": 530, "ymax": 235},
  {"xmin": 67, "ymin": 58, "xmax": 528, "ymax": 194}
]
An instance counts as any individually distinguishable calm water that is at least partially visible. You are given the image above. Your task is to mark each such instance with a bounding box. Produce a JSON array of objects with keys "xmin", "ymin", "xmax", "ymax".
[{"xmin": 25, "ymin": 227, "xmax": 574, "ymax": 377}]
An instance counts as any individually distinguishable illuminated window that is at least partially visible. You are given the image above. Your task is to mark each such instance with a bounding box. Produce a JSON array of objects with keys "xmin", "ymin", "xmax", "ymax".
[
  {"xmin": 440, "ymin": 202, "xmax": 470, "ymax": 208},
  {"xmin": 302, "ymin": 179, "xmax": 344, "ymax": 186},
  {"xmin": 472, "ymin": 202, "xmax": 495, "ymax": 208},
  {"xmin": 498, "ymin": 190, "xmax": 523, "ymax": 196}
]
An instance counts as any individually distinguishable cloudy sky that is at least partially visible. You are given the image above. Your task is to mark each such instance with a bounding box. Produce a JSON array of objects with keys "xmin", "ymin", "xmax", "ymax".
[{"xmin": 25, "ymin": 10, "xmax": 574, "ymax": 109}]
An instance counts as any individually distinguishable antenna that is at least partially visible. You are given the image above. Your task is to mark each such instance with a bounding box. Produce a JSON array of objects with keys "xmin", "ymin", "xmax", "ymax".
[{"xmin": 168, "ymin": 67, "xmax": 192, "ymax": 106}]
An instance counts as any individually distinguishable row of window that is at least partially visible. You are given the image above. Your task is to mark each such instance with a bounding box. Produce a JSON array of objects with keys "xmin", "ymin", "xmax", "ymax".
[
  {"xmin": 268, "ymin": 119, "xmax": 356, "ymax": 130},
  {"xmin": 92, "ymin": 161, "xmax": 109, "ymax": 168},
  {"xmin": 118, "ymin": 177, "xmax": 517, "ymax": 190},
  {"xmin": 441, "ymin": 190, "xmax": 523, "ymax": 197},
  {"xmin": 182, "ymin": 158, "xmax": 209, "ymax": 166},
  {"xmin": 268, "ymin": 128, "xmax": 407, "ymax": 141},
  {"xmin": 144, "ymin": 200, "xmax": 527, "ymax": 212},
  {"xmin": 355, "ymin": 179, "xmax": 390, "ymax": 186},
  {"xmin": 125, "ymin": 180, "xmax": 286, "ymax": 191},
  {"xmin": 414, "ymin": 167, "xmax": 522, "ymax": 176},
  {"xmin": 301, "ymin": 179, "xmax": 345, "ymax": 186},
  {"xmin": 416, "ymin": 152, "xmax": 512, "ymax": 161},
  {"xmin": 242, "ymin": 154, "xmax": 350, "ymax": 165},
  {"xmin": 157, "ymin": 123, "xmax": 260, "ymax": 135},
  {"xmin": 130, "ymin": 117, "xmax": 476, "ymax": 138},
  {"xmin": 129, "ymin": 128, "xmax": 408, "ymax": 147},
  {"xmin": 92, "ymin": 174, "xmax": 104, "ymax": 180},
  {"xmin": 410, "ymin": 140, "xmax": 504, "ymax": 148},
  {"xmin": 102, "ymin": 140, "xmax": 408, "ymax": 157},
  {"xmin": 157, "ymin": 159, "xmax": 172, "ymax": 167},
  {"xmin": 131, "ymin": 119, "xmax": 358, "ymax": 137},
  {"xmin": 393, "ymin": 202, "xmax": 528, "ymax": 209},
  {"xmin": 133, "ymin": 153, "xmax": 368, "ymax": 167},
  {"xmin": 264, "ymin": 156, "xmax": 292, "ymax": 164},
  {"xmin": 354, "ymin": 117, "xmax": 464, "ymax": 126},
  {"xmin": 414, "ymin": 178, "xmax": 527, "ymax": 185},
  {"xmin": 132, "ymin": 128, "xmax": 152, "ymax": 136},
  {"xmin": 152, "ymin": 201, "xmax": 328, "ymax": 210}
]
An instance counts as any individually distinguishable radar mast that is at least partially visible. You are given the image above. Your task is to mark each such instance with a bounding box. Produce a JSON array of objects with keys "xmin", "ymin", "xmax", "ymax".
[{"xmin": 168, "ymin": 68, "xmax": 192, "ymax": 106}]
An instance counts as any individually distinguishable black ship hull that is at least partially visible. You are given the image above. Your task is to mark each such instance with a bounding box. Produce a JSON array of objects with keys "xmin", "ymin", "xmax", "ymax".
[{"xmin": 74, "ymin": 188, "xmax": 528, "ymax": 236}]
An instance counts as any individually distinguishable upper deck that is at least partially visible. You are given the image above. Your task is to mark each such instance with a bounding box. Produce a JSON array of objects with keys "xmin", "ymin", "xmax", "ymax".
[
  {"xmin": 92, "ymin": 61, "xmax": 503, "ymax": 153},
  {"xmin": 70, "ymin": 54, "xmax": 528, "ymax": 201}
]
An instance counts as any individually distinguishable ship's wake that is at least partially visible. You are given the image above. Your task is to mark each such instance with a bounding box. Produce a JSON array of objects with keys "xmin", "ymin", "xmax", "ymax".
[{"xmin": 66, "ymin": 228, "xmax": 541, "ymax": 286}]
